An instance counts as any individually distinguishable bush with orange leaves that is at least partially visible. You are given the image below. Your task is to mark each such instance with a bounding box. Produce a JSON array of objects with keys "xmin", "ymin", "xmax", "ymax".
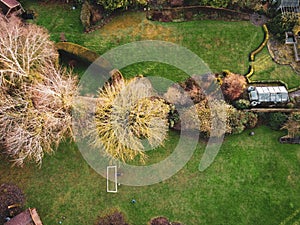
[{"xmin": 221, "ymin": 71, "xmax": 247, "ymax": 101}]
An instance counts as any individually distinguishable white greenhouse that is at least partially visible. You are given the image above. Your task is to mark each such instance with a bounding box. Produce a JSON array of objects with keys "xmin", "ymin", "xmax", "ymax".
[{"xmin": 248, "ymin": 86, "xmax": 289, "ymax": 106}]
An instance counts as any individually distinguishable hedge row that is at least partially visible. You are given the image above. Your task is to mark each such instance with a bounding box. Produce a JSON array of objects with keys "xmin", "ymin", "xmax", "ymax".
[
  {"xmin": 250, "ymin": 24, "xmax": 269, "ymax": 61},
  {"xmin": 55, "ymin": 42, "xmax": 99, "ymax": 63},
  {"xmin": 244, "ymin": 65, "xmax": 254, "ymax": 82},
  {"xmin": 248, "ymin": 79, "xmax": 289, "ymax": 89},
  {"xmin": 147, "ymin": 5, "xmax": 250, "ymax": 22},
  {"xmin": 288, "ymin": 86, "xmax": 300, "ymax": 93}
]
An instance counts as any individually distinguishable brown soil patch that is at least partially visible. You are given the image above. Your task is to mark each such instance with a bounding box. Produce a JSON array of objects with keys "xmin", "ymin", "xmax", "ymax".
[
  {"xmin": 99, "ymin": 12, "xmax": 182, "ymax": 43},
  {"xmin": 267, "ymin": 37, "xmax": 300, "ymax": 74}
]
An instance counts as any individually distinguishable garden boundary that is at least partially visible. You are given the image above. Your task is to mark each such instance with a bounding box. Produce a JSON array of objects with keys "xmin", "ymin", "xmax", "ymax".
[
  {"xmin": 146, "ymin": 5, "xmax": 250, "ymax": 22},
  {"xmin": 250, "ymin": 24, "xmax": 269, "ymax": 61}
]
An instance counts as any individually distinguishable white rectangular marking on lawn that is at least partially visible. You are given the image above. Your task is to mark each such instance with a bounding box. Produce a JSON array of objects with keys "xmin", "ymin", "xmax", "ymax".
[{"xmin": 107, "ymin": 166, "xmax": 118, "ymax": 193}]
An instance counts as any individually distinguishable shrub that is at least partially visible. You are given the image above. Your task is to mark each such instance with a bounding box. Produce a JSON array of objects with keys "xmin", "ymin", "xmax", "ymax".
[
  {"xmin": 221, "ymin": 72, "xmax": 247, "ymax": 101},
  {"xmin": 96, "ymin": 0, "xmax": 147, "ymax": 11},
  {"xmin": 281, "ymin": 112, "xmax": 300, "ymax": 137},
  {"xmin": 228, "ymin": 109, "xmax": 247, "ymax": 134},
  {"xmin": 286, "ymin": 102, "xmax": 294, "ymax": 108},
  {"xmin": 179, "ymin": 77, "xmax": 207, "ymax": 104},
  {"xmin": 233, "ymin": 99, "xmax": 250, "ymax": 109},
  {"xmin": 181, "ymin": 99, "xmax": 233, "ymax": 137},
  {"xmin": 267, "ymin": 13, "xmax": 297, "ymax": 42},
  {"xmin": 0, "ymin": 184, "xmax": 25, "ymax": 224},
  {"xmin": 150, "ymin": 216, "xmax": 170, "ymax": 225},
  {"xmin": 168, "ymin": 104, "xmax": 180, "ymax": 128},
  {"xmin": 80, "ymin": 1, "xmax": 92, "ymax": 30},
  {"xmin": 268, "ymin": 112, "xmax": 288, "ymax": 130},
  {"xmin": 164, "ymin": 84, "xmax": 191, "ymax": 106},
  {"xmin": 96, "ymin": 210, "xmax": 129, "ymax": 225},
  {"xmin": 245, "ymin": 111, "xmax": 258, "ymax": 129},
  {"xmin": 228, "ymin": 110, "xmax": 258, "ymax": 134}
]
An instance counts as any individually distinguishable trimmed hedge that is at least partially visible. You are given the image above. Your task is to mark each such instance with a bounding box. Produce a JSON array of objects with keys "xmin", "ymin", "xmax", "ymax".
[
  {"xmin": 248, "ymin": 79, "xmax": 289, "ymax": 89},
  {"xmin": 250, "ymin": 24, "xmax": 269, "ymax": 61},
  {"xmin": 245, "ymin": 65, "xmax": 254, "ymax": 82},
  {"xmin": 55, "ymin": 42, "xmax": 99, "ymax": 63},
  {"xmin": 288, "ymin": 86, "xmax": 300, "ymax": 93}
]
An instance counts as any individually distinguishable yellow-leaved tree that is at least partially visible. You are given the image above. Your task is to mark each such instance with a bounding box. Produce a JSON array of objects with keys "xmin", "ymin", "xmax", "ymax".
[{"xmin": 92, "ymin": 71, "xmax": 170, "ymax": 163}]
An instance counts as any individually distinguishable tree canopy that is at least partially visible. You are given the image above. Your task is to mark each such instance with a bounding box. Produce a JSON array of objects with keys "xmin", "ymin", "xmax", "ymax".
[
  {"xmin": 93, "ymin": 71, "xmax": 170, "ymax": 163},
  {"xmin": 0, "ymin": 15, "xmax": 78, "ymax": 166}
]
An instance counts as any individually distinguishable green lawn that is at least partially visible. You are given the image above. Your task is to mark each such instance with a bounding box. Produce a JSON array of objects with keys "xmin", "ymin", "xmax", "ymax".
[{"xmin": 1, "ymin": 126, "xmax": 300, "ymax": 225}]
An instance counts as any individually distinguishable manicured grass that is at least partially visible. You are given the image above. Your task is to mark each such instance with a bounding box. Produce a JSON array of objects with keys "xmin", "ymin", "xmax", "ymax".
[
  {"xmin": 252, "ymin": 48, "xmax": 300, "ymax": 90},
  {"xmin": 1, "ymin": 127, "xmax": 300, "ymax": 225}
]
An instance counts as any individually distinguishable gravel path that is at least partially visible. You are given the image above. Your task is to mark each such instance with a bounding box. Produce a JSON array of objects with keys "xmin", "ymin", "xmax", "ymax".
[
  {"xmin": 250, "ymin": 13, "xmax": 268, "ymax": 26},
  {"xmin": 290, "ymin": 89, "xmax": 300, "ymax": 98}
]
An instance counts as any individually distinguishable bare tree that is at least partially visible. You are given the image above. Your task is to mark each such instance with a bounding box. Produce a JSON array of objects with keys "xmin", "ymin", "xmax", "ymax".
[
  {"xmin": 0, "ymin": 64, "xmax": 77, "ymax": 166},
  {"xmin": 0, "ymin": 14, "xmax": 58, "ymax": 86},
  {"xmin": 0, "ymin": 15, "xmax": 77, "ymax": 166}
]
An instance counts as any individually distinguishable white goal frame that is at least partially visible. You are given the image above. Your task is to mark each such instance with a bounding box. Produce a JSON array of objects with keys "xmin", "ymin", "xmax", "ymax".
[{"xmin": 106, "ymin": 166, "xmax": 118, "ymax": 193}]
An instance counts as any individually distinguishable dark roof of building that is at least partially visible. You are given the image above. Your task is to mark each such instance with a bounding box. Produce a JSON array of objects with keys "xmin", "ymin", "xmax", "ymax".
[
  {"xmin": 4, "ymin": 208, "xmax": 43, "ymax": 225},
  {"xmin": 279, "ymin": 0, "xmax": 299, "ymax": 7},
  {"xmin": 0, "ymin": 0, "xmax": 20, "ymax": 9}
]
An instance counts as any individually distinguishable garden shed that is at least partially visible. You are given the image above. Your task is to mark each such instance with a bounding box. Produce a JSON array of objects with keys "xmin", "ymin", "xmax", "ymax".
[
  {"xmin": 0, "ymin": 0, "xmax": 24, "ymax": 17},
  {"xmin": 277, "ymin": 0, "xmax": 300, "ymax": 14}
]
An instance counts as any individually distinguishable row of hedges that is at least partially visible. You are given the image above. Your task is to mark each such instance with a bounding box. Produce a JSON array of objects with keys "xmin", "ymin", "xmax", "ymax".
[
  {"xmin": 248, "ymin": 79, "xmax": 289, "ymax": 89},
  {"xmin": 288, "ymin": 86, "xmax": 300, "ymax": 93},
  {"xmin": 147, "ymin": 5, "xmax": 250, "ymax": 22}
]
